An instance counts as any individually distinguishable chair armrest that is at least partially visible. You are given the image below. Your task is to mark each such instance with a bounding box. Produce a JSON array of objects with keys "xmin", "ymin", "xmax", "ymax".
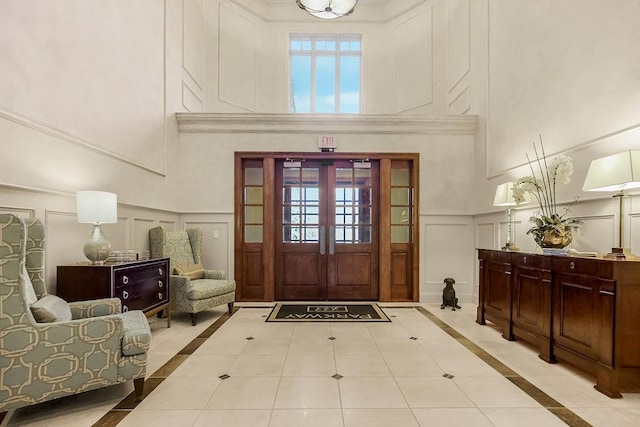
[
  {"xmin": 203, "ymin": 270, "xmax": 227, "ymax": 280},
  {"xmin": 69, "ymin": 298, "xmax": 122, "ymax": 319},
  {"xmin": 35, "ymin": 314, "xmax": 124, "ymax": 342}
]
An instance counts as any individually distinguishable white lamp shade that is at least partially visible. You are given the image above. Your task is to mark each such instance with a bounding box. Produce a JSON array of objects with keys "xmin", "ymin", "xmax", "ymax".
[
  {"xmin": 297, "ymin": 0, "xmax": 358, "ymax": 19},
  {"xmin": 583, "ymin": 150, "xmax": 640, "ymax": 192},
  {"xmin": 76, "ymin": 191, "xmax": 118, "ymax": 224},
  {"xmin": 493, "ymin": 182, "xmax": 518, "ymax": 207}
]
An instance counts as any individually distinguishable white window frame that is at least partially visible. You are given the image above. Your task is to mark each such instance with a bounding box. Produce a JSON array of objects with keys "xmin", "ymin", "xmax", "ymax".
[{"xmin": 289, "ymin": 33, "xmax": 362, "ymax": 113}]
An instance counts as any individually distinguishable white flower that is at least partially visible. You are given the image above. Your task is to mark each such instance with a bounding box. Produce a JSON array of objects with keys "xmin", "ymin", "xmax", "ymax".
[{"xmin": 551, "ymin": 155, "xmax": 573, "ymax": 185}]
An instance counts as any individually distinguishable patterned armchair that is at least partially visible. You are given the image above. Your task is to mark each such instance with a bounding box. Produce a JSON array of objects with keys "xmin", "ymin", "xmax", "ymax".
[
  {"xmin": 149, "ymin": 227, "xmax": 235, "ymax": 325},
  {"xmin": 0, "ymin": 214, "xmax": 151, "ymax": 414}
]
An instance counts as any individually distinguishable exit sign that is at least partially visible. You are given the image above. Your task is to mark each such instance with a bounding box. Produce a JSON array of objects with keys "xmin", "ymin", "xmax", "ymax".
[{"xmin": 318, "ymin": 135, "xmax": 338, "ymax": 151}]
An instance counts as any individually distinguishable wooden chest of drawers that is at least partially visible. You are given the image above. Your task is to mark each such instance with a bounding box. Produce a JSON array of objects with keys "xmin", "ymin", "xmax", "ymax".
[{"xmin": 56, "ymin": 258, "xmax": 170, "ymax": 326}]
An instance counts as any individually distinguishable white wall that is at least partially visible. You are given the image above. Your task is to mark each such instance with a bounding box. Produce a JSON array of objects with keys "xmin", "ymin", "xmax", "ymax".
[
  {"xmin": 462, "ymin": 0, "xmax": 640, "ymax": 302},
  {"xmin": 3, "ymin": 0, "xmax": 638, "ymax": 305}
]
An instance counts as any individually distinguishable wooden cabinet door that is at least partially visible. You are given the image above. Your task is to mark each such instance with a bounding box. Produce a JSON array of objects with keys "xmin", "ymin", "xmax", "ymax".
[
  {"xmin": 553, "ymin": 271, "xmax": 614, "ymax": 364},
  {"xmin": 511, "ymin": 254, "xmax": 553, "ymax": 361}
]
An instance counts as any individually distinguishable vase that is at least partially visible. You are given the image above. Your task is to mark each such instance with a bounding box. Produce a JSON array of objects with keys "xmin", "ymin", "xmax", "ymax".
[{"xmin": 533, "ymin": 228, "xmax": 573, "ymax": 249}]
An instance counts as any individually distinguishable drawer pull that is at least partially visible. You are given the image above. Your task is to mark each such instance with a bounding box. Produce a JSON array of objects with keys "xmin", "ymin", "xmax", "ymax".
[
  {"xmin": 570, "ymin": 262, "xmax": 575, "ymax": 270},
  {"xmin": 122, "ymin": 290, "xmax": 129, "ymax": 300},
  {"xmin": 123, "ymin": 305, "xmax": 129, "ymax": 312},
  {"xmin": 159, "ymin": 268, "xmax": 163, "ymax": 276},
  {"xmin": 523, "ymin": 256, "xmax": 528, "ymax": 264},
  {"xmin": 158, "ymin": 292, "xmax": 163, "ymax": 300},
  {"xmin": 122, "ymin": 275, "xmax": 129, "ymax": 285},
  {"xmin": 158, "ymin": 280, "xmax": 163, "ymax": 288}
]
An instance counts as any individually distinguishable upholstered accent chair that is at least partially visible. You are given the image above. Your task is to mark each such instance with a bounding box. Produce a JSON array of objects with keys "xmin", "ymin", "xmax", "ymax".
[
  {"xmin": 0, "ymin": 214, "xmax": 151, "ymax": 414},
  {"xmin": 149, "ymin": 227, "xmax": 235, "ymax": 325}
]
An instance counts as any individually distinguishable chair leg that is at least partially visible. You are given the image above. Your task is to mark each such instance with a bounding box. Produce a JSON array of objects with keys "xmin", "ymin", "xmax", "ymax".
[
  {"xmin": 133, "ymin": 377, "xmax": 145, "ymax": 401},
  {"xmin": 228, "ymin": 302, "xmax": 234, "ymax": 314},
  {"xmin": 191, "ymin": 313, "xmax": 198, "ymax": 326}
]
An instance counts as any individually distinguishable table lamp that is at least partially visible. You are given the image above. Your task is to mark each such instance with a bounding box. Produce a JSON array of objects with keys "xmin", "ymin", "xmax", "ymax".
[
  {"xmin": 76, "ymin": 190, "xmax": 117, "ymax": 265},
  {"xmin": 494, "ymin": 182, "xmax": 526, "ymax": 251},
  {"xmin": 583, "ymin": 150, "xmax": 640, "ymax": 259}
]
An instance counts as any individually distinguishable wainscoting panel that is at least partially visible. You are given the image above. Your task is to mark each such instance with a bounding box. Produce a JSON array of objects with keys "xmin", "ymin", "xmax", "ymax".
[
  {"xmin": 183, "ymin": 219, "xmax": 232, "ymax": 276},
  {"xmin": 423, "ymin": 220, "xmax": 474, "ymax": 303},
  {"xmin": 132, "ymin": 217, "xmax": 157, "ymax": 253}
]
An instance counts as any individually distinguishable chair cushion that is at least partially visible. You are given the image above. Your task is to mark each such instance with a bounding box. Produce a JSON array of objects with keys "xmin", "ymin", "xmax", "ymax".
[
  {"xmin": 121, "ymin": 310, "xmax": 151, "ymax": 356},
  {"xmin": 164, "ymin": 230, "xmax": 196, "ymax": 266},
  {"xmin": 19, "ymin": 266, "xmax": 38, "ymax": 306},
  {"xmin": 31, "ymin": 295, "xmax": 72, "ymax": 323},
  {"xmin": 186, "ymin": 279, "xmax": 236, "ymax": 300},
  {"xmin": 174, "ymin": 263, "xmax": 204, "ymax": 280}
]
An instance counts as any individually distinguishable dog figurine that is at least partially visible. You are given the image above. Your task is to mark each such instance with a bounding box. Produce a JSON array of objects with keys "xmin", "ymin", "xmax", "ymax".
[{"xmin": 441, "ymin": 277, "xmax": 461, "ymax": 311}]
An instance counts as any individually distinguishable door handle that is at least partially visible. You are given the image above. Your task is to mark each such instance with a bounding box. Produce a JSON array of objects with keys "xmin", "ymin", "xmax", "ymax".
[
  {"xmin": 329, "ymin": 225, "xmax": 335, "ymax": 255},
  {"xmin": 319, "ymin": 226, "xmax": 326, "ymax": 255}
]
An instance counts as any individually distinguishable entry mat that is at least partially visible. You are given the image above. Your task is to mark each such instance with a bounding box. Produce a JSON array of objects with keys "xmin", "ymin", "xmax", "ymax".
[{"xmin": 266, "ymin": 303, "xmax": 391, "ymax": 322}]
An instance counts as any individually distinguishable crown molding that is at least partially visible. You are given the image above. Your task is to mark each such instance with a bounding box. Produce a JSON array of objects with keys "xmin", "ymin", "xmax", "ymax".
[{"xmin": 175, "ymin": 113, "xmax": 478, "ymax": 135}]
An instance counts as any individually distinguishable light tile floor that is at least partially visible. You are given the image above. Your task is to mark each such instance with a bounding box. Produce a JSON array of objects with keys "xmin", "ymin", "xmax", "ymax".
[{"xmin": 3, "ymin": 303, "xmax": 640, "ymax": 426}]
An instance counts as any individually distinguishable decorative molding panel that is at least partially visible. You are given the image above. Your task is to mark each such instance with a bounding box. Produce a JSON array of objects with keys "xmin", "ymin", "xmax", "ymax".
[
  {"xmin": 449, "ymin": 86, "xmax": 470, "ymax": 115},
  {"xmin": 219, "ymin": 3, "xmax": 257, "ymax": 111},
  {"xmin": 182, "ymin": 82, "xmax": 203, "ymax": 113},
  {"xmin": 176, "ymin": 113, "xmax": 478, "ymax": 134},
  {"xmin": 0, "ymin": 1, "xmax": 166, "ymax": 175},
  {"xmin": 447, "ymin": 0, "xmax": 470, "ymax": 94},
  {"xmin": 393, "ymin": 6, "xmax": 433, "ymax": 112},
  {"xmin": 0, "ymin": 111, "xmax": 166, "ymax": 176},
  {"xmin": 183, "ymin": 0, "xmax": 205, "ymax": 89},
  {"xmin": 184, "ymin": 220, "xmax": 232, "ymax": 275}
]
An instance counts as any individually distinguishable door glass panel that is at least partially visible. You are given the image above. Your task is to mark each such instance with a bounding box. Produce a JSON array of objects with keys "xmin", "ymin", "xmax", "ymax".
[
  {"xmin": 245, "ymin": 168, "xmax": 263, "ymax": 186},
  {"xmin": 334, "ymin": 167, "xmax": 372, "ymax": 244},
  {"xmin": 243, "ymin": 163, "xmax": 263, "ymax": 244},
  {"xmin": 391, "ymin": 225, "xmax": 409, "ymax": 243},
  {"xmin": 244, "ymin": 187, "xmax": 263, "ymax": 204},
  {"xmin": 245, "ymin": 206, "xmax": 263, "ymax": 224},
  {"xmin": 391, "ymin": 207, "xmax": 409, "ymax": 225},
  {"xmin": 391, "ymin": 188, "xmax": 409, "ymax": 205},
  {"xmin": 391, "ymin": 169, "xmax": 409, "ymax": 186},
  {"xmin": 354, "ymin": 168, "xmax": 371, "ymax": 185},
  {"xmin": 282, "ymin": 167, "xmax": 320, "ymax": 243},
  {"xmin": 245, "ymin": 225, "xmax": 263, "ymax": 243}
]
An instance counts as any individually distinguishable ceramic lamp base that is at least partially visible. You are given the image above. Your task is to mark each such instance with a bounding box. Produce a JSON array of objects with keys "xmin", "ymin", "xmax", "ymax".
[{"xmin": 83, "ymin": 224, "xmax": 111, "ymax": 265}]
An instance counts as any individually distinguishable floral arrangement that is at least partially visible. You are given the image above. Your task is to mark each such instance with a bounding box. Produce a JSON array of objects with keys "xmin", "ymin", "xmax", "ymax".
[{"xmin": 512, "ymin": 138, "xmax": 581, "ymax": 248}]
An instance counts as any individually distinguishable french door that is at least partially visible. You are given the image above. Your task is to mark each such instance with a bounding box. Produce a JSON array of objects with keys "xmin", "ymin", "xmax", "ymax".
[{"xmin": 274, "ymin": 159, "xmax": 379, "ymax": 300}]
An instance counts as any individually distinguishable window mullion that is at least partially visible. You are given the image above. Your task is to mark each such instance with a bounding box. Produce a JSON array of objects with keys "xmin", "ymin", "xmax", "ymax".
[
  {"xmin": 335, "ymin": 50, "xmax": 341, "ymax": 113},
  {"xmin": 311, "ymin": 50, "xmax": 316, "ymax": 113}
]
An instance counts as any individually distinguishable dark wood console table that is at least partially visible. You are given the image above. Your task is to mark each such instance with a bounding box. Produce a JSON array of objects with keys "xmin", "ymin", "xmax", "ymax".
[
  {"xmin": 477, "ymin": 249, "xmax": 640, "ymax": 398},
  {"xmin": 57, "ymin": 258, "xmax": 170, "ymax": 327}
]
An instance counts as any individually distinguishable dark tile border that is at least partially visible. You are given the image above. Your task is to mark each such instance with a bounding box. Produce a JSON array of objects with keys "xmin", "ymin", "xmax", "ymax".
[
  {"xmin": 413, "ymin": 305, "xmax": 592, "ymax": 427},
  {"xmin": 95, "ymin": 304, "xmax": 592, "ymax": 427},
  {"xmin": 92, "ymin": 310, "xmax": 235, "ymax": 426}
]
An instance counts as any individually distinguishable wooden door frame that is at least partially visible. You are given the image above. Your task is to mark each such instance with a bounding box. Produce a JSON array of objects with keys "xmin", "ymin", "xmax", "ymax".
[{"xmin": 235, "ymin": 151, "xmax": 419, "ymax": 302}]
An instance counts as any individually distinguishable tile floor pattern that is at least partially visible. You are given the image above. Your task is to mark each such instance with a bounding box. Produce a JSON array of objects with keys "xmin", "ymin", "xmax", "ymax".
[{"xmin": 2, "ymin": 304, "xmax": 640, "ymax": 426}]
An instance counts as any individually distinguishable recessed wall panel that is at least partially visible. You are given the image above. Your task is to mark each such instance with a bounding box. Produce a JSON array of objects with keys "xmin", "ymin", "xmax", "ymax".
[
  {"xmin": 0, "ymin": 0, "xmax": 165, "ymax": 172},
  {"xmin": 183, "ymin": 0, "xmax": 204, "ymax": 87},
  {"xmin": 394, "ymin": 7, "xmax": 433, "ymax": 112},
  {"xmin": 447, "ymin": 0, "xmax": 470, "ymax": 94},
  {"xmin": 487, "ymin": 0, "xmax": 640, "ymax": 175},
  {"xmin": 219, "ymin": 4, "xmax": 257, "ymax": 111}
]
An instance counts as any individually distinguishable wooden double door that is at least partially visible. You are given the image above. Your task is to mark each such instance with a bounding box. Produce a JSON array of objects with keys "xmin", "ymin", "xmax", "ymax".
[{"xmin": 275, "ymin": 159, "xmax": 379, "ymax": 300}]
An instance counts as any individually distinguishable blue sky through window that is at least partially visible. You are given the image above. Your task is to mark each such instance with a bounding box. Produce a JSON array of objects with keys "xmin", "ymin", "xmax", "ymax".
[{"xmin": 290, "ymin": 34, "xmax": 361, "ymax": 113}]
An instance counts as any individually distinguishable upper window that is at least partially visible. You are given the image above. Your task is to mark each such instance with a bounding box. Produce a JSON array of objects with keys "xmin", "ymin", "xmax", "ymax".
[{"xmin": 290, "ymin": 34, "xmax": 361, "ymax": 113}]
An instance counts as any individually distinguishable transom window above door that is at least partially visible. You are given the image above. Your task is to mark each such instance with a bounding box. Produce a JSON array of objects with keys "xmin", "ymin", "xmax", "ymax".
[{"xmin": 289, "ymin": 34, "xmax": 361, "ymax": 113}]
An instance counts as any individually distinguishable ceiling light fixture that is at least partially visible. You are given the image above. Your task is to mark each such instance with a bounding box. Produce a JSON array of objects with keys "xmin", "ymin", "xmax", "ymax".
[{"xmin": 296, "ymin": 0, "xmax": 358, "ymax": 20}]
